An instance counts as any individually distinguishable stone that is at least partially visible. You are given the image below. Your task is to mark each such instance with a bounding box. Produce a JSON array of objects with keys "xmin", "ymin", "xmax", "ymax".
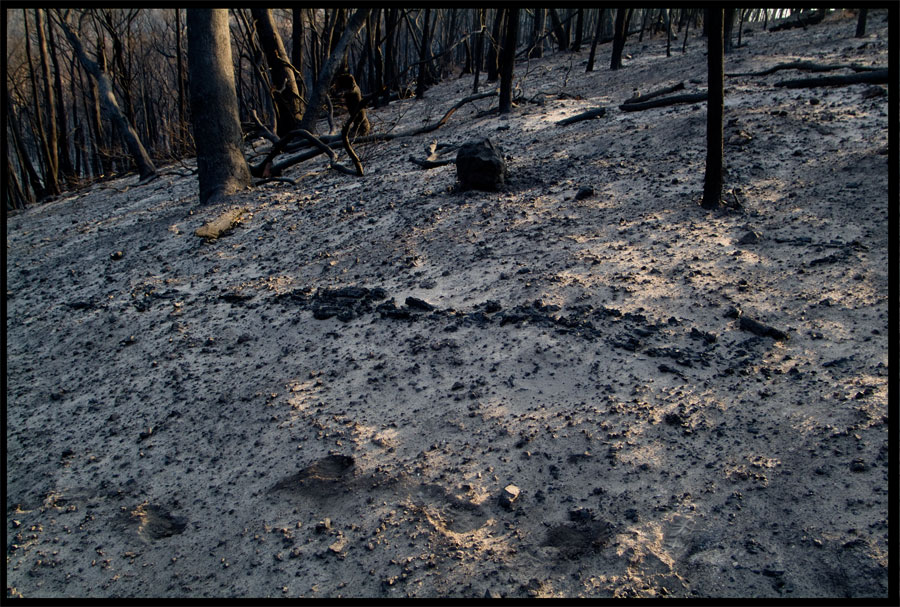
[
  {"xmin": 456, "ymin": 138, "xmax": 507, "ymax": 191},
  {"xmin": 574, "ymin": 186, "xmax": 594, "ymax": 200},
  {"xmin": 738, "ymin": 230, "xmax": 762, "ymax": 245},
  {"xmin": 499, "ymin": 484, "xmax": 520, "ymax": 509}
]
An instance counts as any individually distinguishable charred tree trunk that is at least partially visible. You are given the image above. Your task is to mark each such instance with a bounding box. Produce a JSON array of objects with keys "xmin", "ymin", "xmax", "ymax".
[
  {"xmin": 472, "ymin": 9, "xmax": 486, "ymax": 93},
  {"xmin": 666, "ymin": 8, "xmax": 673, "ymax": 57},
  {"xmin": 175, "ymin": 8, "xmax": 188, "ymax": 155},
  {"xmin": 298, "ymin": 9, "xmax": 371, "ymax": 134},
  {"xmin": 572, "ymin": 8, "xmax": 585, "ymax": 51},
  {"xmin": 723, "ymin": 8, "xmax": 735, "ymax": 54},
  {"xmin": 34, "ymin": 9, "xmax": 62, "ymax": 195},
  {"xmin": 610, "ymin": 8, "xmax": 628, "ymax": 70},
  {"xmin": 252, "ymin": 8, "xmax": 303, "ymax": 136},
  {"xmin": 415, "ymin": 8, "xmax": 433, "ymax": 98},
  {"xmin": 855, "ymin": 9, "xmax": 868, "ymax": 37},
  {"xmin": 186, "ymin": 8, "xmax": 250, "ymax": 203},
  {"xmin": 587, "ymin": 9, "xmax": 607, "ymax": 72},
  {"xmin": 701, "ymin": 9, "xmax": 725, "ymax": 210},
  {"xmin": 529, "ymin": 8, "xmax": 545, "ymax": 58},
  {"xmin": 548, "ymin": 9, "xmax": 569, "ymax": 51},
  {"xmin": 56, "ymin": 12, "xmax": 157, "ymax": 182},
  {"xmin": 486, "ymin": 9, "xmax": 505, "ymax": 82},
  {"xmin": 498, "ymin": 8, "xmax": 519, "ymax": 114},
  {"xmin": 46, "ymin": 15, "xmax": 76, "ymax": 187}
]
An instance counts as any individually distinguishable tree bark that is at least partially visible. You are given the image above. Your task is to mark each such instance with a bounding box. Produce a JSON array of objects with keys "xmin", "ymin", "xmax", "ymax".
[
  {"xmin": 723, "ymin": 8, "xmax": 735, "ymax": 54},
  {"xmin": 572, "ymin": 8, "xmax": 584, "ymax": 51},
  {"xmin": 773, "ymin": 69, "xmax": 888, "ymax": 89},
  {"xmin": 486, "ymin": 9, "xmax": 505, "ymax": 82},
  {"xmin": 472, "ymin": 9, "xmax": 485, "ymax": 93},
  {"xmin": 35, "ymin": 9, "xmax": 62, "ymax": 195},
  {"xmin": 46, "ymin": 14, "xmax": 76, "ymax": 187},
  {"xmin": 610, "ymin": 8, "xmax": 628, "ymax": 70},
  {"xmin": 55, "ymin": 12, "xmax": 157, "ymax": 182},
  {"xmin": 298, "ymin": 9, "xmax": 371, "ymax": 134},
  {"xmin": 548, "ymin": 9, "xmax": 568, "ymax": 51},
  {"xmin": 529, "ymin": 9, "xmax": 545, "ymax": 58},
  {"xmin": 415, "ymin": 8, "xmax": 433, "ymax": 98},
  {"xmin": 855, "ymin": 9, "xmax": 868, "ymax": 37},
  {"xmin": 498, "ymin": 9, "xmax": 519, "ymax": 114},
  {"xmin": 186, "ymin": 8, "xmax": 250, "ymax": 203},
  {"xmin": 586, "ymin": 9, "xmax": 606, "ymax": 72},
  {"xmin": 252, "ymin": 8, "xmax": 303, "ymax": 136},
  {"xmin": 701, "ymin": 9, "xmax": 724, "ymax": 210}
]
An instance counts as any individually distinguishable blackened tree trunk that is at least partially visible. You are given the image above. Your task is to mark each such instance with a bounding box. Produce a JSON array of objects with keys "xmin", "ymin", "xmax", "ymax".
[
  {"xmin": 486, "ymin": 9, "xmax": 505, "ymax": 82},
  {"xmin": 298, "ymin": 8, "xmax": 371, "ymax": 134},
  {"xmin": 586, "ymin": 9, "xmax": 606, "ymax": 72},
  {"xmin": 252, "ymin": 8, "xmax": 303, "ymax": 136},
  {"xmin": 548, "ymin": 9, "xmax": 568, "ymax": 51},
  {"xmin": 701, "ymin": 9, "xmax": 725, "ymax": 210},
  {"xmin": 610, "ymin": 8, "xmax": 628, "ymax": 70},
  {"xmin": 572, "ymin": 8, "xmax": 584, "ymax": 51},
  {"xmin": 56, "ymin": 12, "xmax": 157, "ymax": 182},
  {"xmin": 723, "ymin": 8, "xmax": 735, "ymax": 53},
  {"xmin": 666, "ymin": 8, "xmax": 673, "ymax": 57},
  {"xmin": 175, "ymin": 8, "xmax": 188, "ymax": 155},
  {"xmin": 35, "ymin": 9, "xmax": 61, "ymax": 195},
  {"xmin": 292, "ymin": 9, "xmax": 305, "ymax": 99},
  {"xmin": 415, "ymin": 8, "xmax": 433, "ymax": 98},
  {"xmin": 186, "ymin": 8, "xmax": 249, "ymax": 203},
  {"xmin": 472, "ymin": 8, "xmax": 486, "ymax": 93},
  {"xmin": 498, "ymin": 8, "xmax": 519, "ymax": 114},
  {"xmin": 530, "ymin": 8, "xmax": 545, "ymax": 58},
  {"xmin": 855, "ymin": 9, "xmax": 868, "ymax": 37},
  {"xmin": 46, "ymin": 15, "xmax": 75, "ymax": 187}
]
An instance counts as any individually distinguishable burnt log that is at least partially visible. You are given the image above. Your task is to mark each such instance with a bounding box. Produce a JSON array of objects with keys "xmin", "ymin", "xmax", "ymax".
[
  {"xmin": 774, "ymin": 69, "xmax": 888, "ymax": 89},
  {"xmin": 619, "ymin": 92, "xmax": 708, "ymax": 112}
]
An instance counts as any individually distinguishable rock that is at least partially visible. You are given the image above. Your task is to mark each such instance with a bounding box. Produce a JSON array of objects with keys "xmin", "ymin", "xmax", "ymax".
[
  {"xmin": 110, "ymin": 250, "xmax": 124, "ymax": 260},
  {"xmin": 499, "ymin": 484, "xmax": 520, "ymax": 509},
  {"xmin": 574, "ymin": 186, "xmax": 594, "ymax": 200},
  {"xmin": 568, "ymin": 508, "xmax": 594, "ymax": 522},
  {"xmin": 456, "ymin": 138, "xmax": 507, "ymax": 191},
  {"xmin": 315, "ymin": 519, "xmax": 332, "ymax": 533},
  {"xmin": 739, "ymin": 316, "xmax": 789, "ymax": 341},
  {"xmin": 482, "ymin": 300, "xmax": 502, "ymax": 313},
  {"xmin": 738, "ymin": 230, "xmax": 762, "ymax": 245},
  {"xmin": 405, "ymin": 296, "xmax": 435, "ymax": 311},
  {"xmin": 484, "ymin": 589, "xmax": 502, "ymax": 599},
  {"xmin": 849, "ymin": 458, "xmax": 867, "ymax": 472},
  {"xmin": 861, "ymin": 85, "xmax": 886, "ymax": 99},
  {"xmin": 690, "ymin": 327, "xmax": 718, "ymax": 344}
]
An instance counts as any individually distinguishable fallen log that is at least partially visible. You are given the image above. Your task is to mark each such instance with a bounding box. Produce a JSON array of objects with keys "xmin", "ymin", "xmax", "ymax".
[
  {"xmin": 556, "ymin": 107, "xmax": 606, "ymax": 126},
  {"xmin": 774, "ymin": 69, "xmax": 888, "ymax": 89},
  {"xmin": 195, "ymin": 207, "xmax": 249, "ymax": 240},
  {"xmin": 408, "ymin": 141, "xmax": 457, "ymax": 169},
  {"xmin": 619, "ymin": 92, "xmax": 707, "ymax": 112},
  {"xmin": 727, "ymin": 61, "xmax": 884, "ymax": 77},
  {"xmin": 623, "ymin": 82, "xmax": 684, "ymax": 104}
]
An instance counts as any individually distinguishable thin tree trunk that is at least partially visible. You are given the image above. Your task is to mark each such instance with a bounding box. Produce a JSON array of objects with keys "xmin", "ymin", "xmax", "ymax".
[
  {"xmin": 586, "ymin": 9, "xmax": 606, "ymax": 72},
  {"xmin": 724, "ymin": 8, "xmax": 735, "ymax": 54},
  {"xmin": 499, "ymin": 8, "xmax": 519, "ymax": 114},
  {"xmin": 682, "ymin": 9, "xmax": 692, "ymax": 54},
  {"xmin": 472, "ymin": 8, "xmax": 485, "ymax": 93},
  {"xmin": 298, "ymin": 9, "xmax": 371, "ymax": 134},
  {"xmin": 486, "ymin": 9, "xmax": 505, "ymax": 82},
  {"xmin": 548, "ymin": 9, "xmax": 568, "ymax": 51},
  {"xmin": 252, "ymin": 8, "xmax": 303, "ymax": 136},
  {"xmin": 415, "ymin": 8, "xmax": 433, "ymax": 98},
  {"xmin": 855, "ymin": 9, "xmax": 868, "ymax": 37},
  {"xmin": 46, "ymin": 15, "xmax": 75, "ymax": 187},
  {"xmin": 56, "ymin": 12, "xmax": 157, "ymax": 182},
  {"xmin": 610, "ymin": 8, "xmax": 628, "ymax": 70},
  {"xmin": 30, "ymin": 9, "xmax": 60, "ymax": 195},
  {"xmin": 572, "ymin": 8, "xmax": 584, "ymax": 51},
  {"xmin": 702, "ymin": 9, "xmax": 724, "ymax": 210},
  {"xmin": 666, "ymin": 9, "xmax": 673, "ymax": 57},
  {"xmin": 530, "ymin": 8, "xmax": 545, "ymax": 58},
  {"xmin": 175, "ymin": 8, "xmax": 187, "ymax": 156},
  {"xmin": 6, "ymin": 89, "xmax": 46, "ymax": 201}
]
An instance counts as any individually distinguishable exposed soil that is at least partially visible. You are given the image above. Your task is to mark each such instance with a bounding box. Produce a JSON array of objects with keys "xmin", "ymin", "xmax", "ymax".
[{"xmin": 5, "ymin": 11, "xmax": 890, "ymax": 599}]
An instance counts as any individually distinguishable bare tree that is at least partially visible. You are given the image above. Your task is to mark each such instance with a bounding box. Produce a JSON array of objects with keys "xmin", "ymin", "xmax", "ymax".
[
  {"xmin": 498, "ymin": 8, "xmax": 519, "ymax": 114},
  {"xmin": 186, "ymin": 8, "xmax": 249, "ymax": 203},
  {"xmin": 701, "ymin": 8, "xmax": 725, "ymax": 210},
  {"xmin": 855, "ymin": 9, "xmax": 868, "ymax": 38},
  {"xmin": 55, "ymin": 10, "xmax": 157, "ymax": 182},
  {"xmin": 610, "ymin": 8, "xmax": 629, "ymax": 70}
]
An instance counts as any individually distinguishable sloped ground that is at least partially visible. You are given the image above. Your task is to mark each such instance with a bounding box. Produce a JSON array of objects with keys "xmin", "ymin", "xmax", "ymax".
[{"xmin": 6, "ymin": 11, "xmax": 890, "ymax": 599}]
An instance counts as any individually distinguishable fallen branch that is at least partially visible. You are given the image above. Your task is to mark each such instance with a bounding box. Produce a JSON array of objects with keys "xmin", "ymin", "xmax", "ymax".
[
  {"xmin": 773, "ymin": 69, "xmax": 888, "ymax": 88},
  {"xmin": 556, "ymin": 107, "xmax": 607, "ymax": 126},
  {"xmin": 195, "ymin": 207, "xmax": 249, "ymax": 240},
  {"xmin": 408, "ymin": 141, "xmax": 457, "ymax": 169},
  {"xmin": 619, "ymin": 92, "xmax": 708, "ymax": 112},
  {"xmin": 728, "ymin": 61, "xmax": 884, "ymax": 77},
  {"xmin": 623, "ymin": 82, "xmax": 684, "ymax": 104}
]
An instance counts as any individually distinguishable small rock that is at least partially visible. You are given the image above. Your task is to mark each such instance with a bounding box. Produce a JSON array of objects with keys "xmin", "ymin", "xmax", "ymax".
[
  {"xmin": 568, "ymin": 508, "xmax": 594, "ymax": 522},
  {"xmin": 574, "ymin": 186, "xmax": 594, "ymax": 201},
  {"xmin": 405, "ymin": 296, "xmax": 435, "ymax": 311},
  {"xmin": 809, "ymin": 98, "xmax": 820, "ymax": 105},
  {"xmin": 861, "ymin": 86, "xmax": 886, "ymax": 99},
  {"xmin": 484, "ymin": 589, "xmax": 502, "ymax": 599},
  {"xmin": 849, "ymin": 458, "xmax": 867, "ymax": 472},
  {"xmin": 315, "ymin": 519, "xmax": 332, "ymax": 533},
  {"xmin": 499, "ymin": 484, "xmax": 520, "ymax": 509},
  {"xmin": 738, "ymin": 230, "xmax": 762, "ymax": 245},
  {"xmin": 110, "ymin": 250, "xmax": 124, "ymax": 260}
]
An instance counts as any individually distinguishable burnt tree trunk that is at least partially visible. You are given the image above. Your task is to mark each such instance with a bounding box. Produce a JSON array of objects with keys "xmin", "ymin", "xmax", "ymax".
[
  {"xmin": 472, "ymin": 9, "xmax": 486, "ymax": 93},
  {"xmin": 298, "ymin": 9, "xmax": 370, "ymax": 134},
  {"xmin": 186, "ymin": 8, "xmax": 249, "ymax": 203},
  {"xmin": 723, "ymin": 8, "xmax": 735, "ymax": 54},
  {"xmin": 252, "ymin": 8, "xmax": 303, "ymax": 136},
  {"xmin": 530, "ymin": 8, "xmax": 545, "ymax": 58},
  {"xmin": 855, "ymin": 9, "xmax": 868, "ymax": 37},
  {"xmin": 610, "ymin": 8, "xmax": 628, "ymax": 70},
  {"xmin": 548, "ymin": 9, "xmax": 568, "ymax": 51},
  {"xmin": 498, "ymin": 8, "xmax": 519, "ymax": 114},
  {"xmin": 572, "ymin": 8, "xmax": 585, "ymax": 51},
  {"xmin": 701, "ymin": 8, "xmax": 725, "ymax": 210},
  {"xmin": 415, "ymin": 8, "xmax": 433, "ymax": 98},
  {"xmin": 56, "ymin": 12, "xmax": 157, "ymax": 182},
  {"xmin": 587, "ymin": 9, "xmax": 607, "ymax": 72},
  {"xmin": 486, "ymin": 9, "xmax": 505, "ymax": 82}
]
